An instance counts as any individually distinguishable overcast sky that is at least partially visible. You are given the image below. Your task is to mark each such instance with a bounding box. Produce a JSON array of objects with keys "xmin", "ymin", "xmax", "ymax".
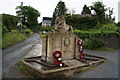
[{"xmin": 0, "ymin": 0, "xmax": 119, "ymax": 22}]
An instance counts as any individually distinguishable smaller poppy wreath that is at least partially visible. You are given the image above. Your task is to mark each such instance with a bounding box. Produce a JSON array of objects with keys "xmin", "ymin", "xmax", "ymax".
[
  {"xmin": 78, "ymin": 39, "xmax": 83, "ymax": 45},
  {"xmin": 80, "ymin": 53, "xmax": 85, "ymax": 60},
  {"xmin": 53, "ymin": 51, "xmax": 62, "ymax": 58}
]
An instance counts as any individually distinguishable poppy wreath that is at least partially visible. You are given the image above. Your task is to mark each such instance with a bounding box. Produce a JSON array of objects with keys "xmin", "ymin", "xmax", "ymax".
[
  {"xmin": 54, "ymin": 60, "xmax": 62, "ymax": 66},
  {"xmin": 79, "ymin": 45, "xmax": 83, "ymax": 53},
  {"xmin": 78, "ymin": 39, "xmax": 82, "ymax": 45},
  {"xmin": 78, "ymin": 39, "xmax": 83, "ymax": 53},
  {"xmin": 80, "ymin": 53, "xmax": 85, "ymax": 60},
  {"xmin": 53, "ymin": 51, "xmax": 62, "ymax": 59}
]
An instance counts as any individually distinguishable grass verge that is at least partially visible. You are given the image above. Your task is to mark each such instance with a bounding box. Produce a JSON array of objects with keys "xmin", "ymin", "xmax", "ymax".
[
  {"xmin": 93, "ymin": 47, "xmax": 114, "ymax": 51},
  {"xmin": 16, "ymin": 61, "xmax": 34, "ymax": 78},
  {"xmin": 2, "ymin": 32, "xmax": 25, "ymax": 48}
]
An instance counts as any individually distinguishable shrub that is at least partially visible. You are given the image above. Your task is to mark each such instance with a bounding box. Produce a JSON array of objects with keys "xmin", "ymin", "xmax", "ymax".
[
  {"xmin": 38, "ymin": 27, "xmax": 53, "ymax": 32},
  {"xmin": 24, "ymin": 28, "xmax": 33, "ymax": 36},
  {"xmin": 11, "ymin": 30, "xmax": 18, "ymax": 33},
  {"xmin": 2, "ymin": 26, "xmax": 9, "ymax": 34},
  {"xmin": 83, "ymin": 38, "xmax": 104, "ymax": 49},
  {"xmin": 40, "ymin": 33, "xmax": 47, "ymax": 38}
]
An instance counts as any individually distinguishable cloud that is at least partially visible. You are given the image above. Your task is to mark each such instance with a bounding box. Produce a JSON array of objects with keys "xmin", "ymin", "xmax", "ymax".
[{"xmin": 0, "ymin": 0, "xmax": 119, "ymax": 22}]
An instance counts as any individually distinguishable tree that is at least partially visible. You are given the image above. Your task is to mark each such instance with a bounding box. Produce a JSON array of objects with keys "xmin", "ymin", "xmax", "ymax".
[
  {"xmin": 81, "ymin": 5, "xmax": 91, "ymax": 14},
  {"xmin": 52, "ymin": 0, "xmax": 67, "ymax": 25},
  {"xmin": 2, "ymin": 14, "xmax": 19, "ymax": 31},
  {"xmin": 90, "ymin": 1, "xmax": 107, "ymax": 23},
  {"xmin": 16, "ymin": 5, "xmax": 40, "ymax": 30},
  {"xmin": 65, "ymin": 15, "xmax": 98, "ymax": 30},
  {"xmin": 105, "ymin": 7, "xmax": 115, "ymax": 23}
]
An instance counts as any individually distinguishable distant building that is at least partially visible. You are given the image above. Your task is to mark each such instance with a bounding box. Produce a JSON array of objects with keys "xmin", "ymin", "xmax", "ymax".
[
  {"xmin": 42, "ymin": 17, "xmax": 52, "ymax": 27},
  {"xmin": 74, "ymin": 14, "xmax": 92, "ymax": 17},
  {"xmin": 118, "ymin": 1, "xmax": 120, "ymax": 22}
]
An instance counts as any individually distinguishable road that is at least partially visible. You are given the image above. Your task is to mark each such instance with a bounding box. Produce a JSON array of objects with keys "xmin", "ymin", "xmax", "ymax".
[
  {"xmin": 2, "ymin": 33, "xmax": 41, "ymax": 78},
  {"xmin": 75, "ymin": 49, "xmax": 119, "ymax": 78},
  {"xmin": 2, "ymin": 33, "xmax": 119, "ymax": 78}
]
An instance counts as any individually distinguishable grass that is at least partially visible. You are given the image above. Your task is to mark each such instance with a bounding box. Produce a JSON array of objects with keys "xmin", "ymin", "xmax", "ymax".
[
  {"xmin": 40, "ymin": 33, "xmax": 47, "ymax": 38},
  {"xmin": 79, "ymin": 65, "xmax": 94, "ymax": 72},
  {"xmin": 93, "ymin": 47, "xmax": 114, "ymax": 51},
  {"xmin": 2, "ymin": 32, "xmax": 25, "ymax": 48},
  {"xmin": 16, "ymin": 61, "xmax": 34, "ymax": 78}
]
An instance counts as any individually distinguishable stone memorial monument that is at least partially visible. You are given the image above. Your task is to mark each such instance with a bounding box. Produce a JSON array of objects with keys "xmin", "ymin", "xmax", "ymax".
[{"xmin": 41, "ymin": 16, "xmax": 82, "ymax": 66}]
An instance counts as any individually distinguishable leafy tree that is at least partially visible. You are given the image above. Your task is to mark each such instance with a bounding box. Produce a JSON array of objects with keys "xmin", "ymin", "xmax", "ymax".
[
  {"xmin": 91, "ymin": 1, "xmax": 115, "ymax": 24},
  {"xmin": 16, "ymin": 5, "xmax": 40, "ymax": 30},
  {"xmin": 81, "ymin": 5, "xmax": 91, "ymax": 14},
  {"xmin": 65, "ymin": 15, "xmax": 98, "ymax": 30},
  {"xmin": 105, "ymin": 7, "xmax": 115, "ymax": 23},
  {"xmin": 2, "ymin": 14, "xmax": 19, "ymax": 31},
  {"xmin": 52, "ymin": 0, "xmax": 67, "ymax": 25},
  {"xmin": 90, "ymin": 1, "xmax": 107, "ymax": 23}
]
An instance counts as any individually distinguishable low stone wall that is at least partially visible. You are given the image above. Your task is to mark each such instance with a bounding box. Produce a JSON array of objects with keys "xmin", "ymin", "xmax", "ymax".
[{"xmin": 99, "ymin": 34, "xmax": 120, "ymax": 49}]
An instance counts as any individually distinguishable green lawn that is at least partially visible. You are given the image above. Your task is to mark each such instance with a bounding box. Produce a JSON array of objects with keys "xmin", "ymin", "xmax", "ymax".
[{"xmin": 2, "ymin": 32, "xmax": 25, "ymax": 49}]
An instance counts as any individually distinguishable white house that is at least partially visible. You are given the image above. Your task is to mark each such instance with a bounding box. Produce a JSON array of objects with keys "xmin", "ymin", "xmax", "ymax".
[{"xmin": 42, "ymin": 17, "xmax": 52, "ymax": 27}]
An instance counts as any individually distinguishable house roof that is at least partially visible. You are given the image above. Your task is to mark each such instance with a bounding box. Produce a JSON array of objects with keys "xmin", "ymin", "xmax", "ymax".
[{"xmin": 43, "ymin": 17, "xmax": 52, "ymax": 21}]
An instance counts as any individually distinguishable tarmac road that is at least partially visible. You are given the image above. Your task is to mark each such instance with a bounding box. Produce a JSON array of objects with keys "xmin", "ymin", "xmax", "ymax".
[
  {"xmin": 2, "ymin": 33, "xmax": 41, "ymax": 78},
  {"xmin": 2, "ymin": 33, "xmax": 119, "ymax": 78},
  {"xmin": 75, "ymin": 49, "xmax": 119, "ymax": 78}
]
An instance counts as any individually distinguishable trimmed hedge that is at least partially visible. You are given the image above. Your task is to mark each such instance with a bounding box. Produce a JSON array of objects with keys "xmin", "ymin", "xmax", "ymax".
[{"xmin": 74, "ymin": 24, "xmax": 120, "ymax": 40}]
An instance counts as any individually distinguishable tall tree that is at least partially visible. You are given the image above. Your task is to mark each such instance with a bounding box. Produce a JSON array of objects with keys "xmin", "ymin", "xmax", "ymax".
[
  {"xmin": 105, "ymin": 7, "xmax": 115, "ymax": 23},
  {"xmin": 90, "ymin": 1, "xmax": 107, "ymax": 23},
  {"xmin": 16, "ymin": 5, "xmax": 40, "ymax": 30},
  {"xmin": 81, "ymin": 5, "xmax": 91, "ymax": 14},
  {"xmin": 52, "ymin": 0, "xmax": 67, "ymax": 25}
]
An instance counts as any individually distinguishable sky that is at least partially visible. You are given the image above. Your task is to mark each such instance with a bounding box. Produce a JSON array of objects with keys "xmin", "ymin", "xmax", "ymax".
[{"xmin": 0, "ymin": 0, "xmax": 119, "ymax": 23}]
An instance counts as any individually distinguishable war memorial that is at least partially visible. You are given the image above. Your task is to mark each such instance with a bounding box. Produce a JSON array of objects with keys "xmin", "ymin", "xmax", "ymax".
[{"xmin": 21, "ymin": 16, "xmax": 106, "ymax": 78}]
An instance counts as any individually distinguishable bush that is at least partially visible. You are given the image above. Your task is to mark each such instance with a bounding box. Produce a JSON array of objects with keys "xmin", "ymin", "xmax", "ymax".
[
  {"xmin": 11, "ymin": 30, "xmax": 18, "ymax": 33},
  {"xmin": 38, "ymin": 27, "xmax": 53, "ymax": 32},
  {"xmin": 83, "ymin": 38, "xmax": 104, "ymax": 49},
  {"xmin": 24, "ymin": 28, "xmax": 33, "ymax": 36},
  {"xmin": 2, "ymin": 26, "xmax": 9, "ymax": 34},
  {"xmin": 2, "ymin": 32, "xmax": 25, "ymax": 48},
  {"xmin": 40, "ymin": 33, "xmax": 47, "ymax": 38}
]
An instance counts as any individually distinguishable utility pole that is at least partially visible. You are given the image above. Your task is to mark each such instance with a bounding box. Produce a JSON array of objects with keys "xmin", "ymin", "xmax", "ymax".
[{"xmin": 20, "ymin": 2, "xmax": 23, "ymax": 32}]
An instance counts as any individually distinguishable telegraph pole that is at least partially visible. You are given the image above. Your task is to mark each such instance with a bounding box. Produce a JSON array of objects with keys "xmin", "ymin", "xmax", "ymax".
[{"xmin": 20, "ymin": 2, "xmax": 23, "ymax": 32}]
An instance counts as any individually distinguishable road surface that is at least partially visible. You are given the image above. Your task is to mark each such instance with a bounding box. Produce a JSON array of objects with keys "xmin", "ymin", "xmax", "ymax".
[{"xmin": 75, "ymin": 49, "xmax": 119, "ymax": 78}]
